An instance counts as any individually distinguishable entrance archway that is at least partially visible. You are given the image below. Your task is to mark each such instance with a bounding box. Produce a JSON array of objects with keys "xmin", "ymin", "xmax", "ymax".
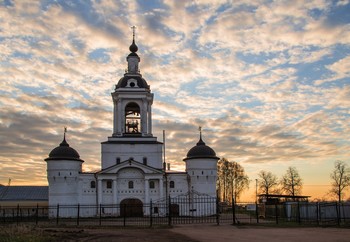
[
  {"xmin": 120, "ymin": 198, "xmax": 143, "ymax": 217},
  {"xmin": 170, "ymin": 204, "xmax": 180, "ymax": 217}
]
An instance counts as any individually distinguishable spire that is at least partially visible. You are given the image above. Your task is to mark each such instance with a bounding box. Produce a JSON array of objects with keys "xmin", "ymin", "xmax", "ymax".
[
  {"xmin": 129, "ymin": 26, "xmax": 138, "ymax": 53},
  {"xmin": 197, "ymin": 126, "xmax": 205, "ymax": 145},
  {"xmin": 126, "ymin": 26, "xmax": 140, "ymax": 74},
  {"xmin": 60, "ymin": 127, "xmax": 69, "ymax": 147}
]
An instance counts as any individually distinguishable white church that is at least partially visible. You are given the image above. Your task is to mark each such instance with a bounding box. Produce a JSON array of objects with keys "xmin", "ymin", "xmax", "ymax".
[{"xmin": 45, "ymin": 33, "xmax": 219, "ymax": 217}]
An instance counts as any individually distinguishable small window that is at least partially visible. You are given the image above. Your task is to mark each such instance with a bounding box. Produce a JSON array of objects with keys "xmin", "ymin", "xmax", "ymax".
[
  {"xmin": 128, "ymin": 181, "xmax": 134, "ymax": 189},
  {"xmin": 154, "ymin": 207, "xmax": 159, "ymax": 213},
  {"xmin": 149, "ymin": 181, "xmax": 155, "ymax": 189},
  {"xmin": 90, "ymin": 181, "xmax": 96, "ymax": 188},
  {"xmin": 116, "ymin": 157, "xmax": 121, "ymax": 164},
  {"xmin": 143, "ymin": 157, "xmax": 147, "ymax": 165},
  {"xmin": 170, "ymin": 181, "xmax": 175, "ymax": 189},
  {"xmin": 106, "ymin": 180, "xmax": 112, "ymax": 189}
]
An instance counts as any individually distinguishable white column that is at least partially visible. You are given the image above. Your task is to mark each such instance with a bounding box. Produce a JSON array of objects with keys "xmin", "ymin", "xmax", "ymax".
[
  {"xmin": 112, "ymin": 179, "xmax": 117, "ymax": 215},
  {"xmin": 144, "ymin": 178, "xmax": 149, "ymax": 204},
  {"xmin": 159, "ymin": 177, "xmax": 164, "ymax": 200},
  {"xmin": 117, "ymin": 100, "xmax": 122, "ymax": 134},
  {"xmin": 97, "ymin": 178, "xmax": 103, "ymax": 205},
  {"xmin": 112, "ymin": 179, "xmax": 117, "ymax": 205},
  {"xmin": 148, "ymin": 103, "xmax": 152, "ymax": 135},
  {"xmin": 142, "ymin": 100, "xmax": 147, "ymax": 135},
  {"xmin": 113, "ymin": 100, "xmax": 118, "ymax": 135}
]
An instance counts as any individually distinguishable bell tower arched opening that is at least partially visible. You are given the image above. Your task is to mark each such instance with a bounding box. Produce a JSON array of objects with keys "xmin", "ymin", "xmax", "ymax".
[{"xmin": 125, "ymin": 102, "xmax": 141, "ymax": 134}]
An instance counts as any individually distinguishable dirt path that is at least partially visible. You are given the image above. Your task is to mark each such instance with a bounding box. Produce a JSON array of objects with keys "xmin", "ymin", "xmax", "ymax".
[
  {"xmin": 172, "ymin": 224, "xmax": 350, "ymax": 242},
  {"xmin": 3, "ymin": 224, "xmax": 350, "ymax": 242},
  {"xmin": 77, "ymin": 228, "xmax": 197, "ymax": 242}
]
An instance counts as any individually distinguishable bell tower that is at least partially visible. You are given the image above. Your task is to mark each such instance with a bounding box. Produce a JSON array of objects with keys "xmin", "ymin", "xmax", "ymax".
[
  {"xmin": 101, "ymin": 27, "xmax": 162, "ymax": 170},
  {"xmin": 112, "ymin": 26, "xmax": 153, "ymax": 137}
]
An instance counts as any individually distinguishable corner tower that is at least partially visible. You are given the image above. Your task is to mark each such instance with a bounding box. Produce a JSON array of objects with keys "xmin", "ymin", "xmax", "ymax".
[
  {"xmin": 45, "ymin": 132, "xmax": 84, "ymax": 206},
  {"xmin": 184, "ymin": 128, "xmax": 219, "ymax": 197},
  {"xmin": 101, "ymin": 28, "xmax": 162, "ymax": 170}
]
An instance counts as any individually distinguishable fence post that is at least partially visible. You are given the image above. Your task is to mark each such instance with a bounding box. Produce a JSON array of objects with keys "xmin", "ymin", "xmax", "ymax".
[
  {"xmin": 336, "ymin": 202, "xmax": 340, "ymax": 226},
  {"xmin": 99, "ymin": 204, "xmax": 102, "ymax": 226},
  {"xmin": 36, "ymin": 204, "xmax": 39, "ymax": 225},
  {"xmin": 297, "ymin": 201, "xmax": 301, "ymax": 224},
  {"xmin": 341, "ymin": 202, "xmax": 345, "ymax": 224},
  {"xmin": 275, "ymin": 203, "xmax": 278, "ymax": 225},
  {"xmin": 77, "ymin": 204, "xmax": 80, "ymax": 226},
  {"xmin": 216, "ymin": 198, "xmax": 220, "ymax": 225},
  {"xmin": 232, "ymin": 197, "xmax": 236, "ymax": 225},
  {"xmin": 150, "ymin": 200, "xmax": 153, "ymax": 228},
  {"xmin": 316, "ymin": 202, "xmax": 319, "ymax": 226},
  {"xmin": 56, "ymin": 204, "xmax": 59, "ymax": 225},
  {"xmin": 16, "ymin": 204, "xmax": 19, "ymax": 225},
  {"xmin": 123, "ymin": 204, "xmax": 126, "ymax": 227},
  {"xmin": 256, "ymin": 202, "xmax": 259, "ymax": 224},
  {"xmin": 168, "ymin": 196, "xmax": 172, "ymax": 226}
]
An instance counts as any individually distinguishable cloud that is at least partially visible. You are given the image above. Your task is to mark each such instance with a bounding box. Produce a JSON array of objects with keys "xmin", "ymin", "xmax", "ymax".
[{"xmin": 0, "ymin": 0, "xmax": 349, "ymax": 197}]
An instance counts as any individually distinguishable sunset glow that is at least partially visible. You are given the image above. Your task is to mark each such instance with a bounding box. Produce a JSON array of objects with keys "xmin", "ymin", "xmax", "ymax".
[{"xmin": 0, "ymin": 0, "xmax": 350, "ymax": 201}]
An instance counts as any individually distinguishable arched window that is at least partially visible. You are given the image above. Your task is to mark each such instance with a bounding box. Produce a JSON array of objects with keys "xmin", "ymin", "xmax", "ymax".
[
  {"xmin": 170, "ymin": 181, "xmax": 175, "ymax": 189},
  {"xmin": 149, "ymin": 181, "xmax": 155, "ymax": 189},
  {"xmin": 125, "ymin": 102, "xmax": 140, "ymax": 134},
  {"xmin": 90, "ymin": 181, "xmax": 96, "ymax": 189},
  {"xmin": 128, "ymin": 181, "xmax": 134, "ymax": 189},
  {"xmin": 106, "ymin": 180, "xmax": 112, "ymax": 189}
]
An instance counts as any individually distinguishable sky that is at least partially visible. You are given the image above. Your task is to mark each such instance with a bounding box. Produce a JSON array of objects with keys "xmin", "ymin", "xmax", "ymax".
[{"xmin": 0, "ymin": 0, "xmax": 350, "ymax": 202}]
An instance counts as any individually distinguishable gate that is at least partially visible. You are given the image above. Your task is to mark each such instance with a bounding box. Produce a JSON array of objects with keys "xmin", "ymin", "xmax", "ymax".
[
  {"xmin": 120, "ymin": 199, "xmax": 143, "ymax": 217},
  {"xmin": 169, "ymin": 192, "xmax": 217, "ymax": 224}
]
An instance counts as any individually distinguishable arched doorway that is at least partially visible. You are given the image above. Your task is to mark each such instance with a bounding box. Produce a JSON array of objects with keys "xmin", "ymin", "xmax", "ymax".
[
  {"xmin": 120, "ymin": 198, "xmax": 143, "ymax": 217},
  {"xmin": 170, "ymin": 204, "xmax": 179, "ymax": 217}
]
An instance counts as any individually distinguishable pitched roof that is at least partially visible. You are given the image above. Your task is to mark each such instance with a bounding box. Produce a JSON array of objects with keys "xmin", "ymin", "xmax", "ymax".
[{"xmin": 0, "ymin": 186, "xmax": 48, "ymax": 201}]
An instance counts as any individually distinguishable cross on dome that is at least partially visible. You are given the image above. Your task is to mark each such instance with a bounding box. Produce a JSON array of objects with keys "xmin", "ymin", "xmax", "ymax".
[
  {"xmin": 131, "ymin": 25, "xmax": 136, "ymax": 39},
  {"xmin": 129, "ymin": 25, "xmax": 138, "ymax": 53}
]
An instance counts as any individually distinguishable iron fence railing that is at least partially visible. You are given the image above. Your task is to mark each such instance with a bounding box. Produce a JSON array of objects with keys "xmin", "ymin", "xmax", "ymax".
[{"xmin": 0, "ymin": 199, "xmax": 349, "ymax": 227}]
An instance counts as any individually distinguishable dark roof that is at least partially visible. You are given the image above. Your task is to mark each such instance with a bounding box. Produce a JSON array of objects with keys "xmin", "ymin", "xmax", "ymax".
[
  {"xmin": 45, "ymin": 136, "xmax": 84, "ymax": 162},
  {"xmin": 184, "ymin": 136, "xmax": 219, "ymax": 161},
  {"xmin": 0, "ymin": 186, "xmax": 48, "ymax": 201},
  {"xmin": 115, "ymin": 75, "xmax": 149, "ymax": 89}
]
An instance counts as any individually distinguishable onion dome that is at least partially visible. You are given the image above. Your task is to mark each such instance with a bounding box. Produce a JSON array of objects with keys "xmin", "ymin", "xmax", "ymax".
[
  {"xmin": 45, "ymin": 136, "xmax": 84, "ymax": 162},
  {"xmin": 129, "ymin": 39, "xmax": 138, "ymax": 53},
  {"xmin": 183, "ymin": 135, "xmax": 219, "ymax": 161}
]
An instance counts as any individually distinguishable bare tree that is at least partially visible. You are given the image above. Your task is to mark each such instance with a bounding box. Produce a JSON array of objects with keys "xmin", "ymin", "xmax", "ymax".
[
  {"xmin": 217, "ymin": 158, "xmax": 230, "ymax": 202},
  {"xmin": 281, "ymin": 166, "xmax": 303, "ymax": 198},
  {"xmin": 330, "ymin": 160, "xmax": 350, "ymax": 203},
  {"xmin": 217, "ymin": 158, "xmax": 249, "ymax": 203},
  {"xmin": 231, "ymin": 161, "xmax": 250, "ymax": 202},
  {"xmin": 258, "ymin": 170, "xmax": 279, "ymax": 195}
]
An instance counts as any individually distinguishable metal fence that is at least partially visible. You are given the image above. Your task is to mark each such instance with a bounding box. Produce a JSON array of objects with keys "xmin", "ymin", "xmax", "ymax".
[{"xmin": 1, "ymin": 200, "xmax": 349, "ymax": 227}]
